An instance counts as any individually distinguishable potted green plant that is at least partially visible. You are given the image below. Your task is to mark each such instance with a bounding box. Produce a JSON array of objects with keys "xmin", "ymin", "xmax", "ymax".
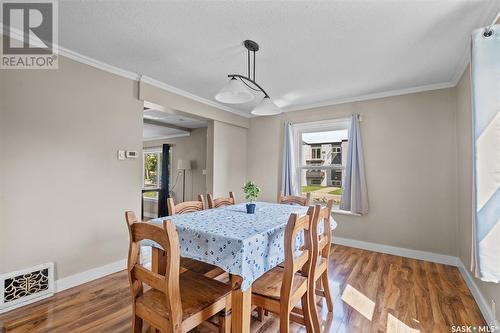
[{"xmin": 242, "ymin": 181, "xmax": 261, "ymax": 214}]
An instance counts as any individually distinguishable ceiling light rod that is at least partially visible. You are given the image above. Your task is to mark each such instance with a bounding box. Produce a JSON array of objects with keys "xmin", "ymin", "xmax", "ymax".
[
  {"xmin": 227, "ymin": 74, "xmax": 269, "ymax": 98},
  {"xmin": 226, "ymin": 40, "xmax": 269, "ymax": 98},
  {"xmin": 215, "ymin": 40, "xmax": 281, "ymax": 115}
]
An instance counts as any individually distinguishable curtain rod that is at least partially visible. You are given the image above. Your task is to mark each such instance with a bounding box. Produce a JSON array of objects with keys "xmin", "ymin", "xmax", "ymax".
[
  {"xmin": 484, "ymin": 9, "xmax": 500, "ymax": 36},
  {"xmin": 288, "ymin": 114, "xmax": 363, "ymax": 126}
]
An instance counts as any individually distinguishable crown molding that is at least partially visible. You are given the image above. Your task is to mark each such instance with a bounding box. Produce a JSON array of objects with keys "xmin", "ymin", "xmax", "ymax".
[
  {"xmin": 139, "ymin": 76, "xmax": 251, "ymax": 118},
  {"xmin": 1, "ymin": 27, "xmax": 250, "ymax": 118},
  {"xmin": 58, "ymin": 45, "xmax": 140, "ymax": 81},
  {"xmin": 451, "ymin": 48, "xmax": 470, "ymax": 87},
  {"xmin": 62, "ymin": 48, "xmax": 252, "ymax": 118},
  {"xmin": 4, "ymin": 13, "xmax": 497, "ymax": 117},
  {"xmin": 282, "ymin": 81, "xmax": 456, "ymax": 113},
  {"xmin": 58, "ymin": 47, "xmax": 252, "ymax": 118}
]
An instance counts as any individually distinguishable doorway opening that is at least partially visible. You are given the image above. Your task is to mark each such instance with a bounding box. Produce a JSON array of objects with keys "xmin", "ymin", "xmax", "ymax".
[{"xmin": 141, "ymin": 101, "xmax": 210, "ymax": 220}]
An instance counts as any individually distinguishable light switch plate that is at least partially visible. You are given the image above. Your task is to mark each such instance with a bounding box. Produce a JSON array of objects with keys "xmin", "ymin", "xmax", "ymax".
[{"xmin": 117, "ymin": 150, "xmax": 125, "ymax": 160}]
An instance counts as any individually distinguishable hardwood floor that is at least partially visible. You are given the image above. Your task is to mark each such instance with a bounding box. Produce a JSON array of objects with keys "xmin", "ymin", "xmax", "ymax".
[{"xmin": 0, "ymin": 245, "xmax": 485, "ymax": 333}]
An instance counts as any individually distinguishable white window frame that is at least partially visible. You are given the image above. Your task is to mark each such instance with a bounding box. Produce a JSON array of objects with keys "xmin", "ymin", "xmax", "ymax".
[{"xmin": 292, "ymin": 118, "xmax": 351, "ymax": 208}]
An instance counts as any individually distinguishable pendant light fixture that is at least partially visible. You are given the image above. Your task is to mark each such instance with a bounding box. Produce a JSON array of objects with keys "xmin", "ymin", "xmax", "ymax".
[{"xmin": 215, "ymin": 40, "xmax": 281, "ymax": 116}]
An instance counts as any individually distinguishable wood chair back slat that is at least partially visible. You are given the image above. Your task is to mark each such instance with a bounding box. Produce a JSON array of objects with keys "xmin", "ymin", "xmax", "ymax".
[
  {"xmin": 167, "ymin": 195, "xmax": 206, "ymax": 215},
  {"xmin": 278, "ymin": 191, "xmax": 311, "ymax": 206},
  {"xmin": 315, "ymin": 200, "xmax": 333, "ymax": 257},
  {"xmin": 306, "ymin": 200, "xmax": 335, "ymax": 331},
  {"xmin": 131, "ymin": 222, "xmax": 171, "ymax": 251},
  {"xmin": 125, "ymin": 211, "xmax": 138, "ymax": 226},
  {"xmin": 125, "ymin": 211, "xmax": 183, "ymax": 329},
  {"xmin": 281, "ymin": 206, "xmax": 318, "ymax": 308},
  {"xmin": 207, "ymin": 192, "xmax": 236, "ymax": 208},
  {"xmin": 132, "ymin": 265, "xmax": 166, "ymax": 291},
  {"xmin": 318, "ymin": 237, "xmax": 329, "ymax": 253}
]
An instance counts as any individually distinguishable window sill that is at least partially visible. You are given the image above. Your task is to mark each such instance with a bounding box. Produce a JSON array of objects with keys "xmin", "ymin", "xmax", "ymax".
[{"xmin": 331, "ymin": 209, "xmax": 361, "ymax": 217}]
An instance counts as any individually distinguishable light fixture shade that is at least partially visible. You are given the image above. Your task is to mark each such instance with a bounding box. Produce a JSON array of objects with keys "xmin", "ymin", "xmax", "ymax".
[
  {"xmin": 215, "ymin": 77, "xmax": 254, "ymax": 104},
  {"xmin": 250, "ymin": 96, "xmax": 282, "ymax": 116}
]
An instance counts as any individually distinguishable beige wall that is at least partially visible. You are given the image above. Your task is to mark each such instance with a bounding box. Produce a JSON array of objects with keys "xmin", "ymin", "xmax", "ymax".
[
  {"xmin": 143, "ymin": 128, "xmax": 208, "ymax": 204},
  {"xmin": 247, "ymin": 115, "xmax": 282, "ymax": 203},
  {"xmin": 1, "ymin": 44, "xmax": 497, "ymax": 320},
  {"xmin": 248, "ymin": 89, "xmax": 459, "ymax": 256},
  {"xmin": 456, "ymin": 68, "xmax": 500, "ymax": 321},
  {"xmin": 206, "ymin": 121, "xmax": 215, "ymax": 196},
  {"xmin": 211, "ymin": 121, "xmax": 248, "ymax": 202},
  {"xmin": 0, "ymin": 57, "xmax": 143, "ymax": 279}
]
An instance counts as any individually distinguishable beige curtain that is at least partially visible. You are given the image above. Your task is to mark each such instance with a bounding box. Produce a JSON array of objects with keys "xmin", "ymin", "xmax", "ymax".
[{"xmin": 340, "ymin": 114, "xmax": 368, "ymax": 215}]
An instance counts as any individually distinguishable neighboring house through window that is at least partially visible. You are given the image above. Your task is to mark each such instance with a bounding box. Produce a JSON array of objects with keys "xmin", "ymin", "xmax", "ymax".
[{"xmin": 292, "ymin": 118, "xmax": 350, "ymax": 210}]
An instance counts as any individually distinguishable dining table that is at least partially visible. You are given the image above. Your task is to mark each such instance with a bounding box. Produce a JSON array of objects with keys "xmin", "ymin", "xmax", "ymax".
[{"xmin": 148, "ymin": 201, "xmax": 337, "ymax": 333}]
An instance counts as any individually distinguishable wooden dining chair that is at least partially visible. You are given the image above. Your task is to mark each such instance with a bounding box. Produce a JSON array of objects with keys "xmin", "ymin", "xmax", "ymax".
[
  {"xmin": 251, "ymin": 206, "xmax": 319, "ymax": 333},
  {"xmin": 271, "ymin": 201, "xmax": 335, "ymax": 331},
  {"xmin": 278, "ymin": 191, "xmax": 311, "ymax": 206},
  {"xmin": 125, "ymin": 213, "xmax": 232, "ymax": 333},
  {"xmin": 299, "ymin": 201, "xmax": 334, "ymax": 332},
  {"xmin": 207, "ymin": 192, "xmax": 236, "ymax": 209},
  {"xmin": 165, "ymin": 196, "xmax": 224, "ymax": 278},
  {"xmin": 167, "ymin": 195, "xmax": 205, "ymax": 215}
]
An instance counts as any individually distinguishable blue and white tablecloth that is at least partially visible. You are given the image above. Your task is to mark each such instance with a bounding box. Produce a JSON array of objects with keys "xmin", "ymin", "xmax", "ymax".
[{"xmin": 148, "ymin": 202, "xmax": 335, "ymax": 290}]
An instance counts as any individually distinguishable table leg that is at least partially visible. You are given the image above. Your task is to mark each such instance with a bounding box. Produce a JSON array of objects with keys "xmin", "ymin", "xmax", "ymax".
[{"xmin": 231, "ymin": 275, "xmax": 252, "ymax": 333}]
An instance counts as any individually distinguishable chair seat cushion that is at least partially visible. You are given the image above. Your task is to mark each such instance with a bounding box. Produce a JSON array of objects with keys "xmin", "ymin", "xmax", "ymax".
[
  {"xmin": 136, "ymin": 270, "xmax": 232, "ymax": 321},
  {"xmin": 252, "ymin": 266, "xmax": 307, "ymax": 300}
]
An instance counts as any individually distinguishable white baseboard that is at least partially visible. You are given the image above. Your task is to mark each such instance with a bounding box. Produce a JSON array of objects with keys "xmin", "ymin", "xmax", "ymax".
[
  {"xmin": 332, "ymin": 236, "xmax": 459, "ymax": 266},
  {"xmin": 457, "ymin": 260, "xmax": 499, "ymax": 329},
  {"xmin": 333, "ymin": 236, "xmax": 498, "ymax": 329},
  {"xmin": 55, "ymin": 258, "xmax": 127, "ymax": 292}
]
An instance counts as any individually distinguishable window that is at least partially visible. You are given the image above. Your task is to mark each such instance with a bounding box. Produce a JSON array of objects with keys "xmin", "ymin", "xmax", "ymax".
[
  {"xmin": 311, "ymin": 146, "xmax": 322, "ymax": 159},
  {"xmin": 143, "ymin": 149, "xmax": 162, "ymax": 200},
  {"xmin": 293, "ymin": 119, "xmax": 350, "ymax": 210}
]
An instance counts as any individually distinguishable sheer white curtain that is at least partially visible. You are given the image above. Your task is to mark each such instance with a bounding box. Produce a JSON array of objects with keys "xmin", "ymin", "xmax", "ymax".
[
  {"xmin": 340, "ymin": 114, "xmax": 368, "ymax": 215},
  {"xmin": 471, "ymin": 24, "xmax": 500, "ymax": 282},
  {"xmin": 281, "ymin": 122, "xmax": 298, "ymax": 196}
]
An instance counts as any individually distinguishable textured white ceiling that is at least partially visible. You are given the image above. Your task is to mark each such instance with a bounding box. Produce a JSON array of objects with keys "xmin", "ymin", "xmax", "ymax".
[{"xmin": 59, "ymin": 0, "xmax": 500, "ymax": 115}]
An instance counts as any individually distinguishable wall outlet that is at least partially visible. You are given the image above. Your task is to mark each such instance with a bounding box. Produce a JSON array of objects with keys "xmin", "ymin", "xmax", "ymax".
[
  {"xmin": 117, "ymin": 150, "xmax": 125, "ymax": 160},
  {"xmin": 202, "ymin": 169, "xmax": 206, "ymax": 175}
]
